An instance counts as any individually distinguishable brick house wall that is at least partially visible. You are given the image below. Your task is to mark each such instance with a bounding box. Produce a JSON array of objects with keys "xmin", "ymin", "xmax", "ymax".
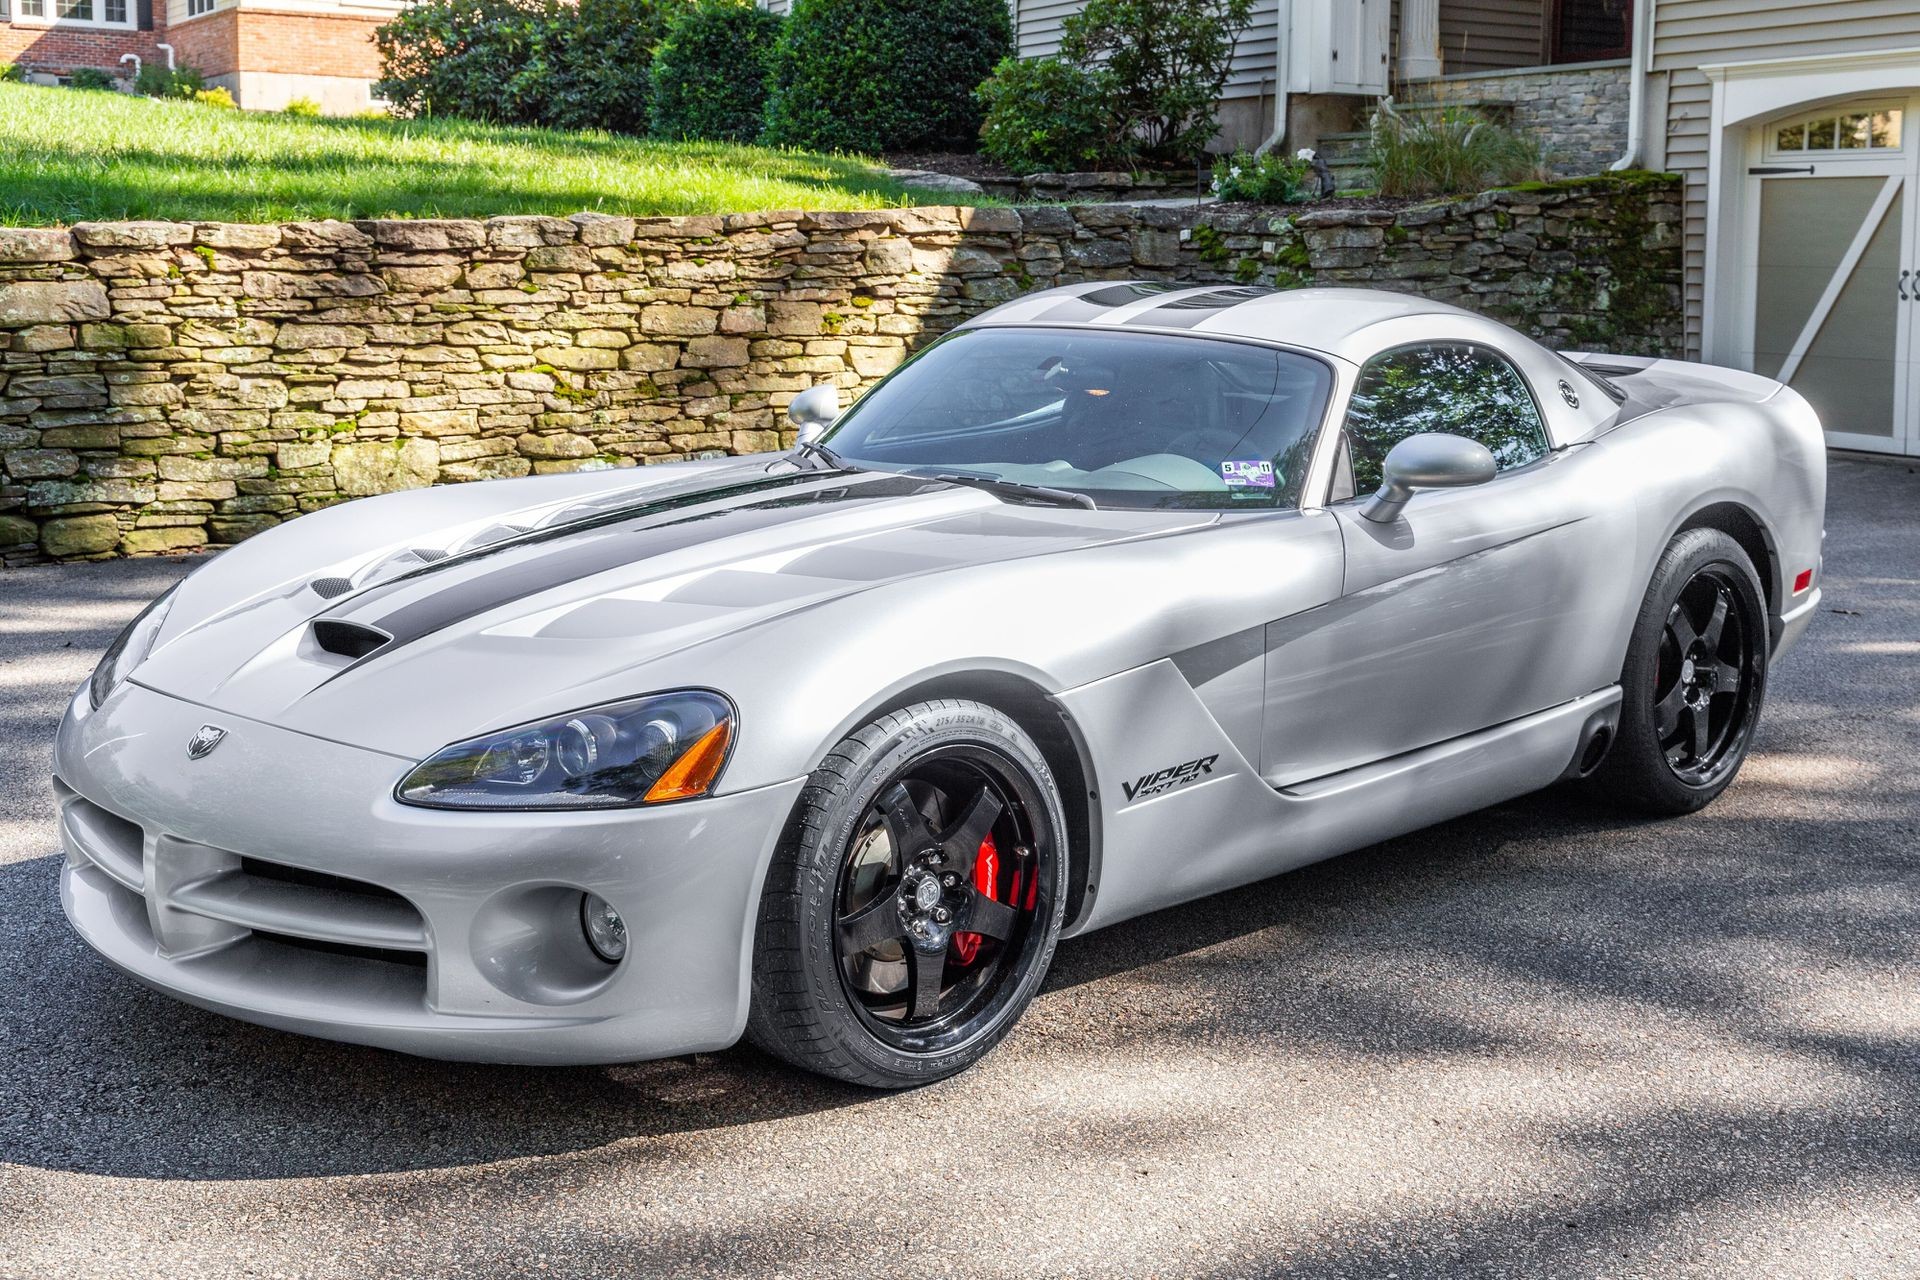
[
  {"xmin": 6, "ymin": 0, "xmax": 388, "ymax": 111},
  {"xmin": 1, "ymin": 9, "xmax": 169, "ymax": 78}
]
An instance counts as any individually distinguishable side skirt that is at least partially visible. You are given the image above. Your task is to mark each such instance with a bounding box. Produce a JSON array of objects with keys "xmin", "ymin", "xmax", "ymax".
[{"xmin": 1060, "ymin": 661, "xmax": 1620, "ymax": 935}]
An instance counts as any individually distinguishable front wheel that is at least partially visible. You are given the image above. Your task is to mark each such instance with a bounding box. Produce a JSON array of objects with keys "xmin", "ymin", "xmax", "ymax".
[
  {"xmin": 746, "ymin": 700, "xmax": 1068, "ymax": 1088},
  {"xmin": 1589, "ymin": 527, "xmax": 1769, "ymax": 815}
]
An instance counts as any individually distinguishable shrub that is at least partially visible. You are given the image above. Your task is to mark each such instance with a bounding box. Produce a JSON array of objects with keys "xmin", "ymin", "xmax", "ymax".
[
  {"xmin": 374, "ymin": 0, "xmax": 682, "ymax": 134},
  {"xmin": 1060, "ymin": 0, "xmax": 1254, "ymax": 162},
  {"xmin": 194, "ymin": 86, "xmax": 239, "ymax": 109},
  {"xmin": 0, "ymin": 63, "xmax": 25, "ymax": 84},
  {"xmin": 649, "ymin": 0, "xmax": 780, "ymax": 143},
  {"xmin": 284, "ymin": 96, "xmax": 323, "ymax": 117},
  {"xmin": 762, "ymin": 0, "xmax": 1012, "ymax": 154},
  {"xmin": 135, "ymin": 63, "xmax": 205, "ymax": 98},
  {"xmin": 977, "ymin": 56, "xmax": 1121, "ymax": 175},
  {"xmin": 68, "ymin": 68, "xmax": 117, "ymax": 91},
  {"xmin": 1211, "ymin": 148, "xmax": 1315, "ymax": 204}
]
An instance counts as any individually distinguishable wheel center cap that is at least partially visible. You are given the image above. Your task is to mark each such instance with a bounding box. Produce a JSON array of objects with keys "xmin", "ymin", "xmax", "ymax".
[
  {"xmin": 912, "ymin": 876, "xmax": 943, "ymax": 911},
  {"xmin": 1681, "ymin": 658, "xmax": 1697, "ymax": 684}
]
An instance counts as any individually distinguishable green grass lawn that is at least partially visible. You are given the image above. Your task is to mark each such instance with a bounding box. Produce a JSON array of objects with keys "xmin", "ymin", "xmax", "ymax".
[{"xmin": 0, "ymin": 82, "xmax": 926, "ymax": 224}]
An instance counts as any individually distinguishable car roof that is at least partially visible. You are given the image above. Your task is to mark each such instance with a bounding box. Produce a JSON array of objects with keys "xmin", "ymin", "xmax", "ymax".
[
  {"xmin": 958, "ymin": 282, "xmax": 1624, "ymax": 448},
  {"xmin": 960, "ymin": 283, "xmax": 1478, "ymax": 364}
]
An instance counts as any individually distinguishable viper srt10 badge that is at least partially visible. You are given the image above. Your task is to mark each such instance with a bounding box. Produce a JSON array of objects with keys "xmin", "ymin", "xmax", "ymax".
[{"xmin": 1122, "ymin": 754, "xmax": 1219, "ymax": 803}]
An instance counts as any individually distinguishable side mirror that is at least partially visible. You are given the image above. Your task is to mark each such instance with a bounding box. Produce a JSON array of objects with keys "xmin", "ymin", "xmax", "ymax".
[
  {"xmin": 788, "ymin": 383, "xmax": 841, "ymax": 444},
  {"xmin": 1357, "ymin": 432, "xmax": 1497, "ymax": 523}
]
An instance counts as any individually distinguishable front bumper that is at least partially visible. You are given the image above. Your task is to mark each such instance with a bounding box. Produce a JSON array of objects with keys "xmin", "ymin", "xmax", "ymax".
[{"xmin": 54, "ymin": 681, "xmax": 805, "ymax": 1065}]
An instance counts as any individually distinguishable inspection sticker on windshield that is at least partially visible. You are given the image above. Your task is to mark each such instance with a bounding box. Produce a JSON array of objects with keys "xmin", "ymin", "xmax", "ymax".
[{"xmin": 1220, "ymin": 460, "xmax": 1275, "ymax": 489}]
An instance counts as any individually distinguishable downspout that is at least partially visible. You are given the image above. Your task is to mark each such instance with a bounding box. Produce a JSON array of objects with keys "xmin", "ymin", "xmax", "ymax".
[
  {"xmin": 1253, "ymin": 0, "xmax": 1291, "ymax": 156},
  {"xmin": 155, "ymin": 42, "xmax": 176, "ymax": 72},
  {"xmin": 1609, "ymin": 0, "xmax": 1654, "ymax": 170}
]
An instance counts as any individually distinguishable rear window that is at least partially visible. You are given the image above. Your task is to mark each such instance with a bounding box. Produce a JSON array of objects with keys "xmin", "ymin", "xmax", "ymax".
[{"xmin": 822, "ymin": 327, "xmax": 1335, "ymax": 510}]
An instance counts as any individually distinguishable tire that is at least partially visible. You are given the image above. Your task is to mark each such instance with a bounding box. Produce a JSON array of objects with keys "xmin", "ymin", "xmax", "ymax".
[
  {"xmin": 746, "ymin": 699, "xmax": 1068, "ymax": 1088},
  {"xmin": 1589, "ymin": 527, "xmax": 1769, "ymax": 816}
]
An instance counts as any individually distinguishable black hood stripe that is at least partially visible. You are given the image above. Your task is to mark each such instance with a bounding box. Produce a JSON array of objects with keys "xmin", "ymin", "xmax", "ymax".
[
  {"xmin": 324, "ymin": 471, "xmax": 930, "ymax": 658},
  {"xmin": 1127, "ymin": 285, "xmax": 1275, "ymax": 329}
]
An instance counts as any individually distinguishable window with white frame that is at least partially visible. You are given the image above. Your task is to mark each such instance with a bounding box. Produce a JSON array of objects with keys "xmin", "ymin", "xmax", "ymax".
[
  {"xmin": 186, "ymin": 0, "xmax": 215, "ymax": 15},
  {"xmin": 8, "ymin": 0, "xmax": 135, "ymax": 26},
  {"xmin": 1769, "ymin": 106, "xmax": 1904, "ymax": 157}
]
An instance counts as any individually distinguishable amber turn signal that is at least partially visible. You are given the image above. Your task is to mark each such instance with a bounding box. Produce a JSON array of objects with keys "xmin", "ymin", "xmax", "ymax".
[{"xmin": 644, "ymin": 719, "xmax": 733, "ymax": 803}]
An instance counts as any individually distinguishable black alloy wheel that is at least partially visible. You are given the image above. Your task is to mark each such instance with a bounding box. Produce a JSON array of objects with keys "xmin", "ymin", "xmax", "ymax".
[
  {"xmin": 834, "ymin": 748, "xmax": 1047, "ymax": 1054},
  {"xmin": 1589, "ymin": 527, "xmax": 1769, "ymax": 815},
  {"xmin": 1653, "ymin": 565, "xmax": 1761, "ymax": 786},
  {"xmin": 748, "ymin": 700, "xmax": 1068, "ymax": 1087}
]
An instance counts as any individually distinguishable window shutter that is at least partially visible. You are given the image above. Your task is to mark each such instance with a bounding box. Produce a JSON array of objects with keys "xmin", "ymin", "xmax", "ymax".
[{"xmin": 138, "ymin": 0, "xmax": 152, "ymax": 28}]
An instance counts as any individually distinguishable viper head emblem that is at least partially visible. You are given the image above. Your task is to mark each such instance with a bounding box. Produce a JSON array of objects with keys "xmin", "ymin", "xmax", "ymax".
[{"xmin": 186, "ymin": 725, "xmax": 228, "ymax": 760}]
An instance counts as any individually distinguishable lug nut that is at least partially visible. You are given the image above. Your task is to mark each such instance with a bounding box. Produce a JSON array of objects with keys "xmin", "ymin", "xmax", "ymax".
[
  {"xmin": 942, "ymin": 873, "xmax": 959, "ymax": 888},
  {"xmin": 933, "ymin": 907, "xmax": 950, "ymax": 923}
]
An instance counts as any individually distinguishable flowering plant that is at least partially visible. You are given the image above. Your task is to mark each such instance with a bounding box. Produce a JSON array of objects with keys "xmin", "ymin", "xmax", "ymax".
[{"xmin": 1210, "ymin": 148, "xmax": 1316, "ymax": 204}]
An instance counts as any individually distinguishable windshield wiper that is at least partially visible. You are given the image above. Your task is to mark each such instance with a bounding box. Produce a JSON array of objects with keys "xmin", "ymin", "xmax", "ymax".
[
  {"xmin": 792, "ymin": 438, "xmax": 860, "ymax": 473},
  {"xmin": 927, "ymin": 470, "xmax": 1097, "ymax": 511}
]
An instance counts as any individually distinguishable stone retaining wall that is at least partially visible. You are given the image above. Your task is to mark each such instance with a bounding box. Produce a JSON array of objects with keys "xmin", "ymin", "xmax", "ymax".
[
  {"xmin": 0, "ymin": 175, "xmax": 1681, "ymax": 564},
  {"xmin": 1405, "ymin": 62, "xmax": 1633, "ymax": 181}
]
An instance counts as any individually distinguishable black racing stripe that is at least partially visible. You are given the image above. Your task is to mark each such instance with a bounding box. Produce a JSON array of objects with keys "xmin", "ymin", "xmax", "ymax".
[
  {"xmin": 339, "ymin": 473, "xmax": 930, "ymax": 654},
  {"xmin": 1128, "ymin": 285, "xmax": 1274, "ymax": 329},
  {"xmin": 1031, "ymin": 282, "xmax": 1181, "ymax": 325}
]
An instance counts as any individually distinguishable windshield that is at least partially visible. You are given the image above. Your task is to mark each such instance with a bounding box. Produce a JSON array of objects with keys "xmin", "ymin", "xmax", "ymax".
[{"xmin": 819, "ymin": 327, "xmax": 1335, "ymax": 510}]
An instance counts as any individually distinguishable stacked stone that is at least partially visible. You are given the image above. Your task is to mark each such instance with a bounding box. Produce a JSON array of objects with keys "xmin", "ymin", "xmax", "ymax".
[
  {"xmin": 1406, "ymin": 64, "xmax": 1633, "ymax": 182},
  {"xmin": 0, "ymin": 176, "xmax": 1681, "ymax": 564}
]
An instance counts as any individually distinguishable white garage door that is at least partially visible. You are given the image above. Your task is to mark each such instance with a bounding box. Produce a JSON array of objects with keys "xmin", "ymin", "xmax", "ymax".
[{"xmin": 1744, "ymin": 98, "xmax": 1918, "ymax": 455}]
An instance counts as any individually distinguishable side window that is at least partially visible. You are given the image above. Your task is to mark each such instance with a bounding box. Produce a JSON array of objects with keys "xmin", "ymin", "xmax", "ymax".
[{"xmin": 1341, "ymin": 343, "xmax": 1550, "ymax": 494}]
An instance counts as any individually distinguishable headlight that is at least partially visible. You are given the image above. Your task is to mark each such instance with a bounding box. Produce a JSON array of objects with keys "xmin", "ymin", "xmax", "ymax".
[
  {"xmin": 89, "ymin": 588, "xmax": 177, "ymax": 710},
  {"xmin": 395, "ymin": 690, "xmax": 735, "ymax": 811}
]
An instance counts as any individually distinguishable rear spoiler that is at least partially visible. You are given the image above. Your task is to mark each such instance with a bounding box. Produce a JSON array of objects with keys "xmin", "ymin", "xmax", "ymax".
[{"xmin": 1563, "ymin": 352, "xmax": 1788, "ymax": 406}]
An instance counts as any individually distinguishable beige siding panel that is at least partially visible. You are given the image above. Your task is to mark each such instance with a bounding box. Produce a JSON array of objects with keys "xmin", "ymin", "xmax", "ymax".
[
  {"xmin": 1653, "ymin": 0, "xmax": 1920, "ymax": 71},
  {"xmin": 1438, "ymin": 0, "xmax": 1545, "ymax": 74},
  {"xmin": 1665, "ymin": 70, "xmax": 1713, "ymax": 358}
]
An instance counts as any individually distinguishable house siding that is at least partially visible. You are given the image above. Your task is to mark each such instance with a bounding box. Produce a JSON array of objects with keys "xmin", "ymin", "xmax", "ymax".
[
  {"xmin": 1437, "ymin": 0, "xmax": 1544, "ymax": 75},
  {"xmin": 1650, "ymin": 0, "xmax": 1920, "ymax": 355},
  {"xmin": 1013, "ymin": 0, "xmax": 1280, "ymax": 104}
]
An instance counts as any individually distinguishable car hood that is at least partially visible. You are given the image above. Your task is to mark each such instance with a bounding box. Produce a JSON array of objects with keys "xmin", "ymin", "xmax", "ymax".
[{"xmin": 130, "ymin": 458, "xmax": 1212, "ymax": 758}]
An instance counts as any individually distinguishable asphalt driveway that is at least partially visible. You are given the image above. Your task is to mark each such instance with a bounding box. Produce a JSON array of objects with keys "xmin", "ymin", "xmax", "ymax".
[{"xmin": 1, "ymin": 457, "xmax": 1915, "ymax": 1279}]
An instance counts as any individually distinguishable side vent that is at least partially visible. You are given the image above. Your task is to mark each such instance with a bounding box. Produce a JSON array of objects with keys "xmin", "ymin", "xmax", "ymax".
[
  {"xmin": 311, "ymin": 619, "xmax": 393, "ymax": 660},
  {"xmin": 311, "ymin": 576, "xmax": 354, "ymax": 600}
]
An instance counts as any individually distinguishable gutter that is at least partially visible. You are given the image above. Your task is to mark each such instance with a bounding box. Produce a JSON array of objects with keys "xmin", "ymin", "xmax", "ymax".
[{"xmin": 1610, "ymin": 0, "xmax": 1654, "ymax": 170}]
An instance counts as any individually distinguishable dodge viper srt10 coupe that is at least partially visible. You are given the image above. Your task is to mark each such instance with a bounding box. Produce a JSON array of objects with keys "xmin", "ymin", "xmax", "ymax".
[{"xmin": 56, "ymin": 285, "xmax": 1827, "ymax": 1087}]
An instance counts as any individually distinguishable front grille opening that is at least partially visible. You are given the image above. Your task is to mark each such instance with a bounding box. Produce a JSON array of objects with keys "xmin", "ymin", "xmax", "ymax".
[
  {"xmin": 239, "ymin": 857, "xmax": 411, "ymax": 906},
  {"xmin": 311, "ymin": 619, "xmax": 391, "ymax": 659},
  {"xmin": 253, "ymin": 929, "xmax": 428, "ymax": 970}
]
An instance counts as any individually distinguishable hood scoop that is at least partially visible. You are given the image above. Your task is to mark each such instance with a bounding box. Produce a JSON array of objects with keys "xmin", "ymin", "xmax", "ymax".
[{"xmin": 311, "ymin": 619, "xmax": 392, "ymax": 660}]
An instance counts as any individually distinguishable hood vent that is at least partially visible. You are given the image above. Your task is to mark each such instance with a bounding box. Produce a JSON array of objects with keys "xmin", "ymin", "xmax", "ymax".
[
  {"xmin": 311, "ymin": 619, "xmax": 393, "ymax": 660},
  {"xmin": 311, "ymin": 576, "xmax": 354, "ymax": 600}
]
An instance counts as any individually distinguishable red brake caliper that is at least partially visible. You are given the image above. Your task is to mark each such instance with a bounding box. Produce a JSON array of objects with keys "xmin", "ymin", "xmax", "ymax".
[
  {"xmin": 952, "ymin": 832, "xmax": 999, "ymax": 965},
  {"xmin": 953, "ymin": 832, "xmax": 1039, "ymax": 964}
]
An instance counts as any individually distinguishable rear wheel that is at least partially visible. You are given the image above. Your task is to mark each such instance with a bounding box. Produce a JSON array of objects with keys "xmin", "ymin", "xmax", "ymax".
[
  {"xmin": 1590, "ymin": 528, "xmax": 1768, "ymax": 815},
  {"xmin": 747, "ymin": 700, "xmax": 1067, "ymax": 1088}
]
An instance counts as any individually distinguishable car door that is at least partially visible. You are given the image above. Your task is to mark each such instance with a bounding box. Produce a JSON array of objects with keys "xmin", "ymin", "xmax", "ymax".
[{"xmin": 1261, "ymin": 340, "xmax": 1627, "ymax": 787}]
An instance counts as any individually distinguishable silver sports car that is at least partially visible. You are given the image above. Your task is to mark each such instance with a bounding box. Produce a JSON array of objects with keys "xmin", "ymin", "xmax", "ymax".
[{"xmin": 55, "ymin": 284, "xmax": 1827, "ymax": 1087}]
